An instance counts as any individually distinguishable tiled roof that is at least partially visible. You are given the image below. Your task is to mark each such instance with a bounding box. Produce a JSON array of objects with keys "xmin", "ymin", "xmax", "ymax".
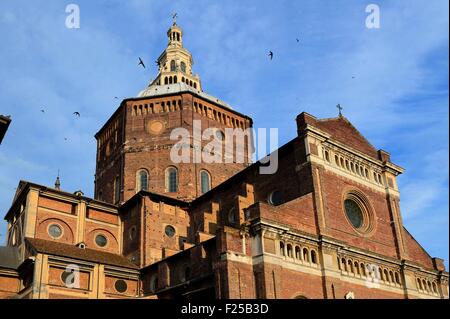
[
  {"xmin": 315, "ymin": 116, "xmax": 379, "ymax": 159},
  {"xmin": 25, "ymin": 238, "xmax": 139, "ymax": 270}
]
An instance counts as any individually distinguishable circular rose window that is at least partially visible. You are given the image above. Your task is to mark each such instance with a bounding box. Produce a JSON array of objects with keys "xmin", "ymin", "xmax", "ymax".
[
  {"xmin": 165, "ymin": 225, "xmax": 176, "ymax": 237},
  {"xmin": 344, "ymin": 199, "xmax": 364, "ymax": 229},
  {"xmin": 342, "ymin": 191, "xmax": 376, "ymax": 235},
  {"xmin": 95, "ymin": 234, "xmax": 108, "ymax": 247},
  {"xmin": 48, "ymin": 224, "xmax": 62, "ymax": 239},
  {"xmin": 115, "ymin": 279, "xmax": 128, "ymax": 293}
]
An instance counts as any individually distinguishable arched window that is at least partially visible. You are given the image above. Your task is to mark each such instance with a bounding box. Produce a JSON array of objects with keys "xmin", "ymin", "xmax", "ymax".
[
  {"xmin": 383, "ymin": 269, "xmax": 389, "ymax": 282},
  {"xmin": 324, "ymin": 150, "xmax": 330, "ymax": 162},
  {"xmin": 360, "ymin": 263, "xmax": 366, "ymax": 276},
  {"xmin": 164, "ymin": 77, "xmax": 168, "ymax": 85},
  {"xmin": 295, "ymin": 246, "xmax": 301, "ymax": 260},
  {"xmin": 193, "ymin": 82, "xmax": 197, "ymax": 89},
  {"xmin": 166, "ymin": 167, "xmax": 178, "ymax": 192},
  {"xmin": 137, "ymin": 169, "xmax": 149, "ymax": 192},
  {"xmin": 114, "ymin": 176, "xmax": 120, "ymax": 203},
  {"xmin": 395, "ymin": 272, "xmax": 401, "ymax": 285},
  {"xmin": 310, "ymin": 250, "xmax": 317, "ymax": 264},
  {"xmin": 354, "ymin": 262, "xmax": 360, "ymax": 275},
  {"xmin": 287, "ymin": 244, "xmax": 293, "ymax": 258},
  {"xmin": 170, "ymin": 60, "xmax": 176, "ymax": 72},
  {"xmin": 180, "ymin": 62, "xmax": 186, "ymax": 73},
  {"xmin": 174, "ymin": 76, "xmax": 177, "ymax": 84},
  {"xmin": 341, "ymin": 258, "xmax": 347, "ymax": 271},
  {"xmin": 417, "ymin": 278, "xmax": 422, "ymax": 290},
  {"xmin": 303, "ymin": 248, "xmax": 309, "ymax": 262},
  {"xmin": 423, "ymin": 279, "xmax": 428, "ymax": 291},
  {"xmin": 200, "ymin": 170, "xmax": 211, "ymax": 194},
  {"xmin": 169, "ymin": 76, "xmax": 173, "ymax": 84},
  {"xmin": 348, "ymin": 260, "xmax": 353, "ymax": 273},
  {"xmin": 432, "ymin": 282, "xmax": 438, "ymax": 294},
  {"xmin": 279, "ymin": 242, "xmax": 285, "ymax": 256}
]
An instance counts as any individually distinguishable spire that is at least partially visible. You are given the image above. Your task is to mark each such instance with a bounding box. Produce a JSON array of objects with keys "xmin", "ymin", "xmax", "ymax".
[
  {"xmin": 55, "ymin": 170, "xmax": 61, "ymax": 190},
  {"xmin": 139, "ymin": 22, "xmax": 202, "ymax": 95},
  {"xmin": 167, "ymin": 22, "xmax": 183, "ymax": 48}
]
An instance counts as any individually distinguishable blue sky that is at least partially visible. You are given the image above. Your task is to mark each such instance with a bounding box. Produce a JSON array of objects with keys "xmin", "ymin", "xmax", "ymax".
[{"xmin": 0, "ymin": 0, "xmax": 448, "ymax": 267}]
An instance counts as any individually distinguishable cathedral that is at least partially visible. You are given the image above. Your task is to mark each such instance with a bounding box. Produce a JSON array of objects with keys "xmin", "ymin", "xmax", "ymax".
[{"xmin": 0, "ymin": 22, "xmax": 448, "ymax": 299}]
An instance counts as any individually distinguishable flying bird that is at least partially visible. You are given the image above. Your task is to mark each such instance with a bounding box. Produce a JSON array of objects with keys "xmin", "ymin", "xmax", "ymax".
[
  {"xmin": 138, "ymin": 57, "xmax": 146, "ymax": 69},
  {"xmin": 40, "ymin": 109, "xmax": 45, "ymax": 113},
  {"xmin": 296, "ymin": 38, "xmax": 300, "ymax": 43},
  {"xmin": 172, "ymin": 12, "xmax": 178, "ymax": 20},
  {"xmin": 268, "ymin": 51, "xmax": 273, "ymax": 60},
  {"xmin": 73, "ymin": 112, "xmax": 80, "ymax": 117}
]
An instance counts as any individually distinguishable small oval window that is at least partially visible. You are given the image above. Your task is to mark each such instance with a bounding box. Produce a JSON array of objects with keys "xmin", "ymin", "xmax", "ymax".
[
  {"xmin": 115, "ymin": 279, "xmax": 128, "ymax": 293},
  {"xmin": 228, "ymin": 208, "xmax": 237, "ymax": 224},
  {"xmin": 165, "ymin": 225, "xmax": 176, "ymax": 237},
  {"xmin": 268, "ymin": 191, "xmax": 284, "ymax": 206},
  {"xmin": 48, "ymin": 224, "xmax": 62, "ymax": 239},
  {"xmin": 95, "ymin": 234, "xmax": 108, "ymax": 247},
  {"xmin": 61, "ymin": 270, "xmax": 75, "ymax": 286}
]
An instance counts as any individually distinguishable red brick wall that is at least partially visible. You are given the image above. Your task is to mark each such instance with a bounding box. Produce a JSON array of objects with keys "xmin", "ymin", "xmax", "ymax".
[
  {"xmin": 35, "ymin": 212, "xmax": 76, "ymax": 244},
  {"xmin": 48, "ymin": 266, "xmax": 90, "ymax": 291},
  {"xmin": 316, "ymin": 166, "xmax": 399, "ymax": 258},
  {"xmin": 0, "ymin": 274, "xmax": 20, "ymax": 298},
  {"xmin": 84, "ymin": 221, "xmax": 120, "ymax": 253},
  {"xmin": 95, "ymin": 92, "xmax": 252, "ymax": 205},
  {"xmin": 403, "ymin": 229, "xmax": 435, "ymax": 269},
  {"xmin": 104, "ymin": 275, "xmax": 138, "ymax": 297}
]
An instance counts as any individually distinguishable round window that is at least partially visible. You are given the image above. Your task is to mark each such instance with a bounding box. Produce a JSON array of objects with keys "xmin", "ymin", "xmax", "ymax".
[
  {"xmin": 268, "ymin": 191, "xmax": 284, "ymax": 206},
  {"xmin": 228, "ymin": 208, "xmax": 237, "ymax": 224},
  {"xmin": 48, "ymin": 224, "xmax": 62, "ymax": 239},
  {"xmin": 95, "ymin": 234, "xmax": 108, "ymax": 247},
  {"xmin": 344, "ymin": 199, "xmax": 364, "ymax": 229},
  {"xmin": 115, "ymin": 279, "xmax": 128, "ymax": 293},
  {"xmin": 165, "ymin": 225, "xmax": 176, "ymax": 237},
  {"xmin": 61, "ymin": 270, "xmax": 75, "ymax": 286}
]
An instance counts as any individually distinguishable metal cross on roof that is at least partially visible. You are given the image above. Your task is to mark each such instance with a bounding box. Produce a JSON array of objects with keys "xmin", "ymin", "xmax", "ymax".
[
  {"xmin": 172, "ymin": 12, "xmax": 178, "ymax": 24},
  {"xmin": 337, "ymin": 104, "xmax": 343, "ymax": 117}
]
